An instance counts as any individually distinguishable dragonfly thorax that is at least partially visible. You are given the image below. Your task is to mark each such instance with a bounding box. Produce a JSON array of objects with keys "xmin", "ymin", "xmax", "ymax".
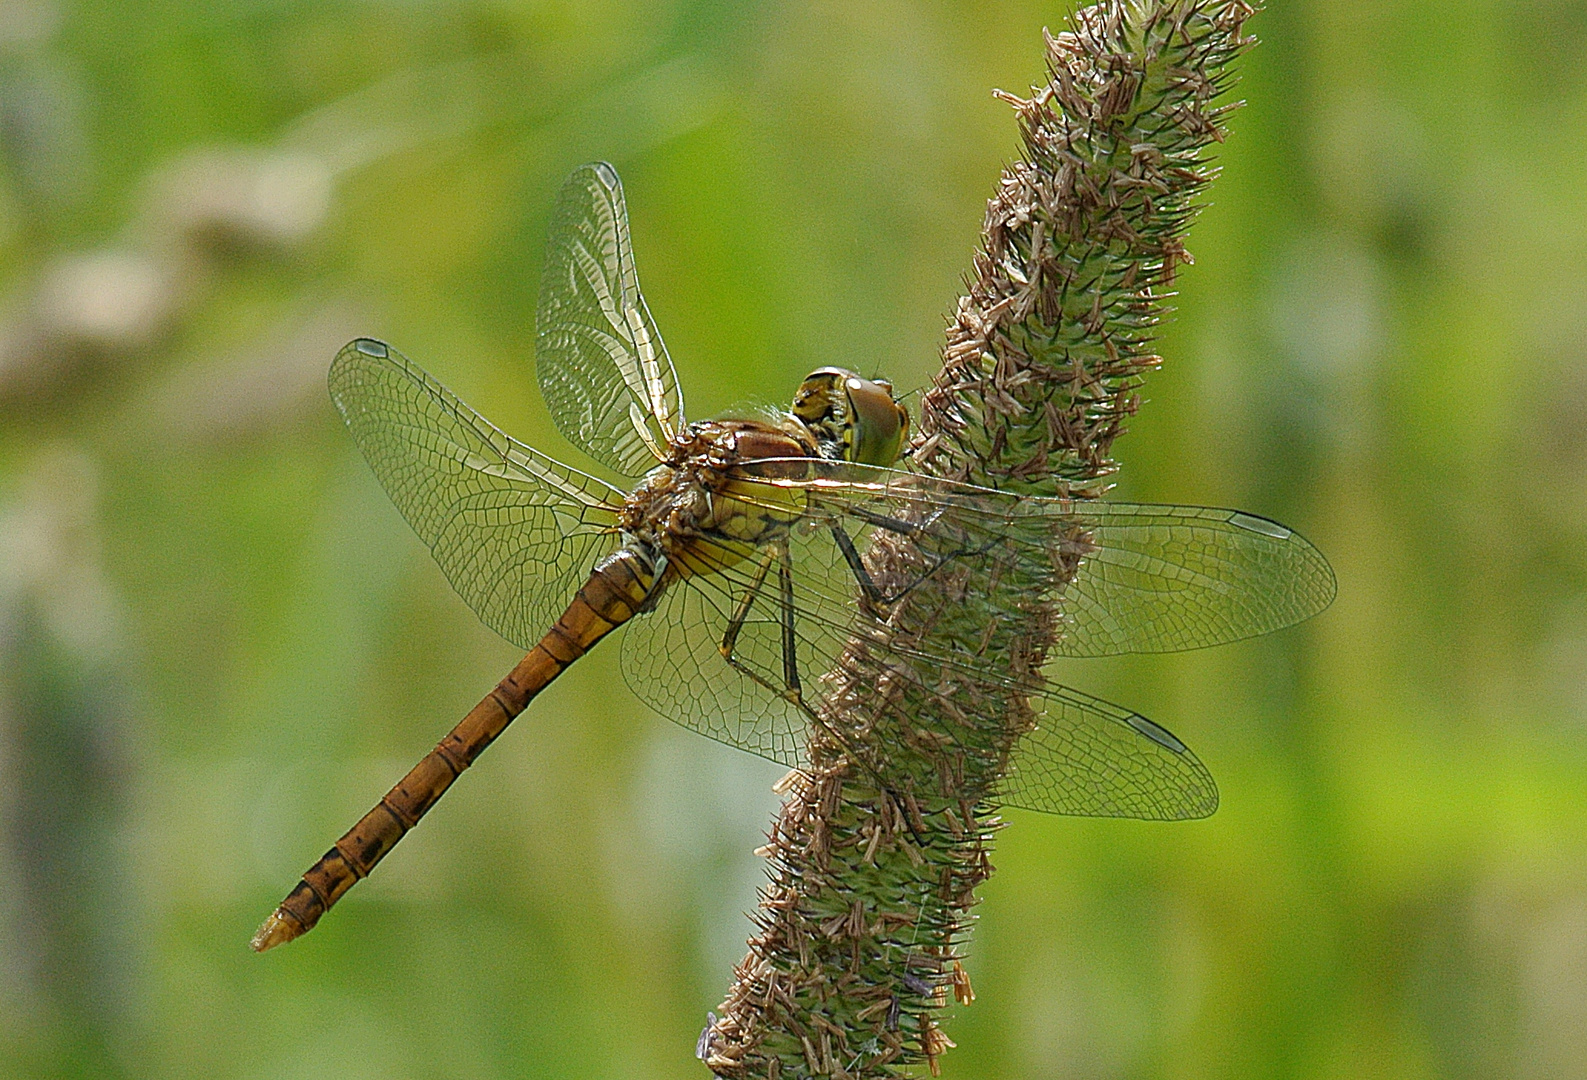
[{"xmin": 618, "ymin": 419, "xmax": 817, "ymax": 580}]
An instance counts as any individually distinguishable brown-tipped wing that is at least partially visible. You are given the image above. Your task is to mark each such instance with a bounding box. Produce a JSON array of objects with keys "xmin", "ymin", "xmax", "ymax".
[
  {"xmin": 328, "ymin": 338, "xmax": 625, "ymax": 647},
  {"xmin": 536, "ymin": 162, "xmax": 685, "ymax": 480}
]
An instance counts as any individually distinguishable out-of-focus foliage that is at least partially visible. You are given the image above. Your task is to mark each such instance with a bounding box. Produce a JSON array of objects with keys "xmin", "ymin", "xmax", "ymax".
[{"xmin": 0, "ymin": 1, "xmax": 1584, "ymax": 1078}]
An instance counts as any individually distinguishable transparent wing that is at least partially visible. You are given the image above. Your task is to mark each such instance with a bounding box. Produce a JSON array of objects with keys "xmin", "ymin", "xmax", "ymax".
[
  {"xmin": 328, "ymin": 338, "xmax": 625, "ymax": 648},
  {"xmin": 999, "ymin": 685, "xmax": 1216, "ymax": 818},
  {"xmin": 622, "ymin": 575, "xmax": 809, "ymax": 769},
  {"xmin": 536, "ymin": 162, "xmax": 684, "ymax": 479},
  {"xmin": 619, "ymin": 516, "xmax": 1217, "ymax": 819},
  {"xmin": 1051, "ymin": 502, "xmax": 1337, "ymax": 657},
  {"xmin": 726, "ymin": 459, "xmax": 1337, "ymax": 657}
]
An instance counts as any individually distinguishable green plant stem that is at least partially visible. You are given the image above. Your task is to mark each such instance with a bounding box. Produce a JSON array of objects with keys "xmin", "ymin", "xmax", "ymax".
[{"xmin": 702, "ymin": 5, "xmax": 1258, "ymax": 1076}]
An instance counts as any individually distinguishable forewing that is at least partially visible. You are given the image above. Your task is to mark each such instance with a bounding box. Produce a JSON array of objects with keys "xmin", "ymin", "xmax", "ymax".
[
  {"xmin": 999, "ymin": 685, "xmax": 1217, "ymax": 818},
  {"xmin": 1059, "ymin": 503, "xmax": 1337, "ymax": 657},
  {"xmin": 725, "ymin": 460, "xmax": 1336, "ymax": 656},
  {"xmin": 536, "ymin": 162, "xmax": 684, "ymax": 479},
  {"xmin": 328, "ymin": 338, "xmax": 624, "ymax": 649}
]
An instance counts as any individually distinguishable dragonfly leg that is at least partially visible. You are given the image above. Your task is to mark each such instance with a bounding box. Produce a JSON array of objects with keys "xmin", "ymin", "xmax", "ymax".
[
  {"xmin": 829, "ymin": 524, "xmax": 886, "ymax": 607},
  {"xmin": 717, "ymin": 542, "xmax": 845, "ymax": 721},
  {"xmin": 719, "ymin": 549, "xmax": 775, "ymax": 661},
  {"xmin": 845, "ymin": 504, "xmax": 946, "ymax": 537},
  {"xmin": 777, "ymin": 541, "xmax": 802, "ymax": 702},
  {"xmin": 716, "ymin": 542, "xmax": 805, "ymax": 708},
  {"xmin": 831, "ymin": 516, "xmax": 997, "ymax": 608},
  {"xmin": 715, "ymin": 542, "xmax": 926, "ymax": 844},
  {"xmin": 719, "ymin": 643, "xmax": 917, "ymax": 833}
]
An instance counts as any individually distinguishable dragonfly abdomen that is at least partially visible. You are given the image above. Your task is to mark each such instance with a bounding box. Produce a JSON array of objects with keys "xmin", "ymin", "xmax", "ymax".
[{"xmin": 251, "ymin": 549, "xmax": 656, "ymax": 951}]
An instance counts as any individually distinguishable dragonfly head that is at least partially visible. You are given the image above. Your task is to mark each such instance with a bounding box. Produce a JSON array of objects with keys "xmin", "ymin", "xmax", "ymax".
[{"xmin": 791, "ymin": 367, "xmax": 910, "ymax": 466}]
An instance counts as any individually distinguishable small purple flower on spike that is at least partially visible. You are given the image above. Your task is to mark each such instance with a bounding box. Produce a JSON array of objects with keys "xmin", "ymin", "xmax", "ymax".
[{"xmin": 696, "ymin": 1012, "xmax": 719, "ymax": 1060}]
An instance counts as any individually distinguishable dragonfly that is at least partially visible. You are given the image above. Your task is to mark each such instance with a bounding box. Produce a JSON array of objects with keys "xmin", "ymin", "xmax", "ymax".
[{"xmin": 251, "ymin": 162, "xmax": 1335, "ymax": 952}]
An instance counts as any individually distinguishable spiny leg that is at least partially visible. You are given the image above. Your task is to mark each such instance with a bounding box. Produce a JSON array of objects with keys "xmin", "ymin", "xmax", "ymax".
[
  {"xmin": 778, "ymin": 541, "xmax": 801, "ymax": 701},
  {"xmin": 829, "ymin": 515, "xmax": 1003, "ymax": 609},
  {"xmin": 717, "ymin": 540, "xmax": 804, "ymax": 709},
  {"xmin": 720, "ymin": 647, "xmax": 919, "ymax": 840},
  {"xmin": 719, "ymin": 548, "xmax": 775, "ymax": 661},
  {"xmin": 829, "ymin": 523, "xmax": 885, "ymax": 607},
  {"xmin": 716, "ymin": 538, "xmax": 923, "ymax": 842}
]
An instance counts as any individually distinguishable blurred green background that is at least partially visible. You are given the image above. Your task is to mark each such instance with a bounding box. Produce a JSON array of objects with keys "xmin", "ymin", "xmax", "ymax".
[{"xmin": 1, "ymin": 0, "xmax": 1584, "ymax": 1077}]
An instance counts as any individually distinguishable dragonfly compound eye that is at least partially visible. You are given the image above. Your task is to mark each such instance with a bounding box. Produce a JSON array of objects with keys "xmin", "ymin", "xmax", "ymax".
[{"xmin": 842, "ymin": 373, "xmax": 908, "ymax": 466}]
